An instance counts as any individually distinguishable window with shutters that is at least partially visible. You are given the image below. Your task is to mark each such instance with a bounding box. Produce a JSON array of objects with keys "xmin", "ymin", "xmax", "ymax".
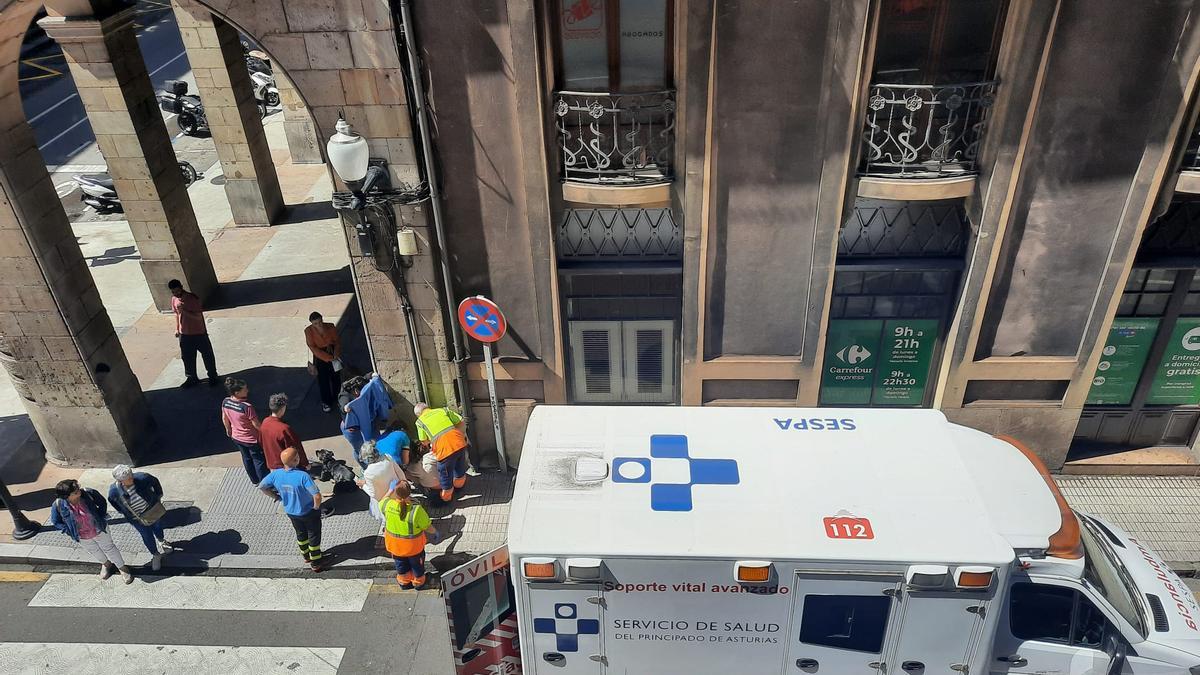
[{"xmin": 569, "ymin": 320, "xmax": 675, "ymax": 403}]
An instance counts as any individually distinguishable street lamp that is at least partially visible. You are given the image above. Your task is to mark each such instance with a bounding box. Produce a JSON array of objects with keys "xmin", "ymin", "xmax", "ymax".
[
  {"xmin": 327, "ymin": 117, "xmax": 421, "ymax": 258},
  {"xmin": 0, "ymin": 476, "xmax": 40, "ymax": 540}
]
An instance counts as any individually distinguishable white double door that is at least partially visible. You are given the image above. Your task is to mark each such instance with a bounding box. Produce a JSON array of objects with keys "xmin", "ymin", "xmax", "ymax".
[{"xmin": 569, "ymin": 320, "xmax": 675, "ymax": 403}]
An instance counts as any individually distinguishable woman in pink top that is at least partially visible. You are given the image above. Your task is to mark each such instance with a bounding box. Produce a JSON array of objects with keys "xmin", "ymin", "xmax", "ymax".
[{"xmin": 221, "ymin": 377, "xmax": 268, "ymax": 484}]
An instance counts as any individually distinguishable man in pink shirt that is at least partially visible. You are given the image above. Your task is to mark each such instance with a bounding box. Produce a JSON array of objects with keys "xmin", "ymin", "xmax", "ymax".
[
  {"xmin": 222, "ymin": 377, "xmax": 268, "ymax": 484},
  {"xmin": 169, "ymin": 279, "xmax": 219, "ymax": 388}
]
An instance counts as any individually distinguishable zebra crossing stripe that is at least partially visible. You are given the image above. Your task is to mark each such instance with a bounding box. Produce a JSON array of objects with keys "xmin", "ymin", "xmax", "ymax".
[
  {"xmin": 0, "ymin": 643, "xmax": 344, "ymax": 673},
  {"xmin": 29, "ymin": 574, "xmax": 372, "ymax": 613}
]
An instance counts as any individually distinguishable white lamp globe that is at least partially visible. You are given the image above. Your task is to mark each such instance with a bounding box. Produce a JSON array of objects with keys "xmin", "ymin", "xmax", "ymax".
[{"xmin": 326, "ymin": 118, "xmax": 369, "ymax": 184}]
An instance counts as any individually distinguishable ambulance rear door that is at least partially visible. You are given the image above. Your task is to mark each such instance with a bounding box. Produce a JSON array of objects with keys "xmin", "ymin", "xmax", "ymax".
[
  {"xmin": 785, "ymin": 571, "xmax": 904, "ymax": 674},
  {"xmin": 443, "ymin": 545, "xmax": 522, "ymax": 675},
  {"xmin": 525, "ymin": 582, "xmax": 604, "ymax": 674}
]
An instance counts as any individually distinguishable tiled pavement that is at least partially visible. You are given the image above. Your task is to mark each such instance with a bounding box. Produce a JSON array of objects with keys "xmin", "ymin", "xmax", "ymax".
[
  {"xmin": 0, "ymin": 468, "xmax": 513, "ymax": 573},
  {"xmin": 1058, "ymin": 475, "xmax": 1200, "ymax": 567}
]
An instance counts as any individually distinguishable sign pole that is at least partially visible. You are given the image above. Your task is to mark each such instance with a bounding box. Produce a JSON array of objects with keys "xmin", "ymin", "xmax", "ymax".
[
  {"xmin": 482, "ymin": 341, "xmax": 508, "ymax": 472},
  {"xmin": 457, "ymin": 295, "xmax": 510, "ymax": 473}
]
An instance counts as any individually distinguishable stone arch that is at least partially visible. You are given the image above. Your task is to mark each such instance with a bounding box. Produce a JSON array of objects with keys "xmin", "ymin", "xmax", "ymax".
[{"xmin": 0, "ymin": 0, "xmax": 155, "ymax": 465}]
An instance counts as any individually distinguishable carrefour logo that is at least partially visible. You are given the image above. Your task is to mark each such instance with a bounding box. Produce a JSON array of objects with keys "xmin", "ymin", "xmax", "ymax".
[
  {"xmin": 612, "ymin": 435, "xmax": 739, "ymax": 512},
  {"xmin": 836, "ymin": 344, "xmax": 872, "ymax": 364}
]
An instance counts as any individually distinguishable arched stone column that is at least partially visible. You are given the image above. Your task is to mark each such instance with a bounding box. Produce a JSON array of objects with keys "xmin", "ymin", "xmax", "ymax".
[
  {"xmin": 0, "ymin": 0, "xmax": 152, "ymax": 466},
  {"xmin": 172, "ymin": 0, "xmax": 285, "ymax": 227},
  {"xmin": 39, "ymin": 6, "xmax": 218, "ymax": 311}
]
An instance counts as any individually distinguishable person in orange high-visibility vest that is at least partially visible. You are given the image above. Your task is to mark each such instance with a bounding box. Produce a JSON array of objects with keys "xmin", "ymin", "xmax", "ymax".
[
  {"xmin": 380, "ymin": 481, "xmax": 438, "ymax": 588},
  {"xmin": 414, "ymin": 402, "xmax": 469, "ymax": 502}
]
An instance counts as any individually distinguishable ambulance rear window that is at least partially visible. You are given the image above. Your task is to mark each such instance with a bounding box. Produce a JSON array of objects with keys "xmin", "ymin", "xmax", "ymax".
[{"xmin": 799, "ymin": 595, "xmax": 892, "ymax": 654}]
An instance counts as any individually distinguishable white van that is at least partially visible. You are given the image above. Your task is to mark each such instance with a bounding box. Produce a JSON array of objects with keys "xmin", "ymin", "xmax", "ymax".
[{"xmin": 441, "ymin": 406, "xmax": 1200, "ymax": 675}]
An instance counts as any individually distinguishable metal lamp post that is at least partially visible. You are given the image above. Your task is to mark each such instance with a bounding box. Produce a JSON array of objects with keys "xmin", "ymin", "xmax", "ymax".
[{"xmin": 0, "ymin": 476, "xmax": 40, "ymax": 540}]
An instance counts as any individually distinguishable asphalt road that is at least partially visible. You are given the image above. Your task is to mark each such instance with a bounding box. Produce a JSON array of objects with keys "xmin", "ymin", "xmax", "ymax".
[
  {"xmin": 0, "ymin": 569, "xmax": 456, "ymax": 674},
  {"xmin": 16, "ymin": 0, "xmax": 275, "ymax": 225}
]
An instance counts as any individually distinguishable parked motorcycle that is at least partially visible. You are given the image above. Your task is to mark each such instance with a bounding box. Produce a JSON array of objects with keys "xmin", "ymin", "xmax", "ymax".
[
  {"xmin": 158, "ymin": 76, "xmax": 274, "ymax": 137},
  {"xmin": 74, "ymin": 161, "xmax": 202, "ymax": 213},
  {"xmin": 243, "ymin": 41, "xmax": 272, "ymax": 77},
  {"xmin": 157, "ymin": 79, "xmax": 208, "ymax": 136}
]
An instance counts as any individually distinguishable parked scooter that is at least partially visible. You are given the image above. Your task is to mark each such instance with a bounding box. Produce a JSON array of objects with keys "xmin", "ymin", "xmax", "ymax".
[
  {"xmin": 74, "ymin": 161, "xmax": 202, "ymax": 213},
  {"xmin": 250, "ymin": 70, "xmax": 280, "ymax": 108}
]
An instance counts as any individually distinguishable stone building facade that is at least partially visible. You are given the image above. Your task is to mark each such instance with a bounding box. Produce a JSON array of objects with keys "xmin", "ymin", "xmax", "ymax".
[{"xmin": 3, "ymin": 0, "xmax": 1200, "ymax": 470}]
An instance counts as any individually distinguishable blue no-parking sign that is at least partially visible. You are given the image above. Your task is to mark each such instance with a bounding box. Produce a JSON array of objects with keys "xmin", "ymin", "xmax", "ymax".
[{"xmin": 457, "ymin": 296, "xmax": 507, "ymax": 343}]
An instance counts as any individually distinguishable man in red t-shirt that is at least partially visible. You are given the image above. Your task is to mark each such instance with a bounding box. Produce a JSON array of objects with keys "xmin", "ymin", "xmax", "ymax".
[
  {"xmin": 261, "ymin": 393, "xmax": 308, "ymax": 470},
  {"xmin": 169, "ymin": 279, "xmax": 219, "ymax": 388}
]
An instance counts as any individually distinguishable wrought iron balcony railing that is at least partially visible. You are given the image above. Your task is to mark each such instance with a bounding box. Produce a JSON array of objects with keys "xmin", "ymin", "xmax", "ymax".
[
  {"xmin": 860, "ymin": 81, "xmax": 997, "ymax": 179},
  {"xmin": 553, "ymin": 90, "xmax": 676, "ymax": 186}
]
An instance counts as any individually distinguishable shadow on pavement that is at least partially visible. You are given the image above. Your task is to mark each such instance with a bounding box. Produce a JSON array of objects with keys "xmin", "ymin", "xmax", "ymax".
[
  {"xmin": 0, "ymin": 415, "xmax": 45, "ymax": 485},
  {"xmin": 166, "ymin": 528, "xmax": 250, "ymax": 563},
  {"xmin": 10, "ymin": 487, "xmax": 57, "ymax": 513},
  {"xmin": 279, "ymin": 201, "xmax": 337, "ymax": 225},
  {"xmin": 324, "ymin": 534, "xmax": 382, "ymax": 564},
  {"xmin": 207, "ymin": 267, "xmax": 354, "ymax": 310},
  {"xmin": 140, "ymin": 364, "xmax": 338, "ymax": 465}
]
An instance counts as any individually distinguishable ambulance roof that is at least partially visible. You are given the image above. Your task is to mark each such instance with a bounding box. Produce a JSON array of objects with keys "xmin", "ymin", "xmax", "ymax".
[{"xmin": 507, "ymin": 406, "xmax": 1063, "ymax": 566}]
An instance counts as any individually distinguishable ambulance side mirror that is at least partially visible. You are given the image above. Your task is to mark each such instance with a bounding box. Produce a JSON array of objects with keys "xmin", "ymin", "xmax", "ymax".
[{"xmin": 1103, "ymin": 633, "xmax": 1127, "ymax": 675}]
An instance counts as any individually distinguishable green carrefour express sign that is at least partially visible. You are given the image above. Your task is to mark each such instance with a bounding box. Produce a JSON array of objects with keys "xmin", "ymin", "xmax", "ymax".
[
  {"xmin": 1146, "ymin": 317, "xmax": 1200, "ymax": 405},
  {"xmin": 1085, "ymin": 318, "xmax": 1159, "ymax": 405},
  {"xmin": 820, "ymin": 320, "xmax": 881, "ymax": 405},
  {"xmin": 820, "ymin": 319, "xmax": 938, "ymax": 407},
  {"xmin": 873, "ymin": 319, "xmax": 939, "ymax": 406}
]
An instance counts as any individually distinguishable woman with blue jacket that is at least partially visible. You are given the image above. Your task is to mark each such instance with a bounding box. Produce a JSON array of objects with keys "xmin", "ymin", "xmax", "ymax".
[
  {"xmin": 108, "ymin": 465, "xmax": 176, "ymax": 571},
  {"xmin": 50, "ymin": 479, "xmax": 134, "ymax": 584}
]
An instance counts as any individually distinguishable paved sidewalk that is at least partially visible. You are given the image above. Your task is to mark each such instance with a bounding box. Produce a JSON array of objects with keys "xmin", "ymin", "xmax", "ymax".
[
  {"xmin": 0, "ymin": 467, "xmax": 512, "ymax": 574},
  {"xmin": 1058, "ymin": 475, "xmax": 1200, "ymax": 569},
  {"xmin": 0, "ymin": 111, "xmax": 516, "ymax": 576}
]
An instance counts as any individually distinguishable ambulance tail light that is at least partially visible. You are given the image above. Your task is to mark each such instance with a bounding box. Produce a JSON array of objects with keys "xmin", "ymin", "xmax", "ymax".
[
  {"xmin": 906, "ymin": 565, "xmax": 949, "ymax": 589},
  {"xmin": 734, "ymin": 561, "xmax": 773, "ymax": 583},
  {"xmin": 566, "ymin": 558, "xmax": 603, "ymax": 581},
  {"xmin": 996, "ymin": 434, "xmax": 1084, "ymax": 560},
  {"xmin": 955, "ymin": 566, "xmax": 995, "ymax": 589},
  {"xmin": 523, "ymin": 557, "xmax": 558, "ymax": 581}
]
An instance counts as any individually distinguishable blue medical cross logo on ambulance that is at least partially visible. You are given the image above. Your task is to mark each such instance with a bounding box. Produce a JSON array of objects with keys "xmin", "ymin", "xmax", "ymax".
[
  {"xmin": 533, "ymin": 603, "xmax": 599, "ymax": 652},
  {"xmin": 611, "ymin": 435, "xmax": 740, "ymax": 511}
]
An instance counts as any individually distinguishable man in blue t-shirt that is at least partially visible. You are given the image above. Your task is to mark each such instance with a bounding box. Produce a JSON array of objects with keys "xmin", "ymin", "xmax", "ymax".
[
  {"xmin": 375, "ymin": 426, "xmax": 412, "ymax": 466},
  {"xmin": 259, "ymin": 448, "xmax": 324, "ymax": 571}
]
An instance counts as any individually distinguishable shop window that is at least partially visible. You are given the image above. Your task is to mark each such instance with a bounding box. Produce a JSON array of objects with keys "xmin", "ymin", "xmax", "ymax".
[{"xmin": 553, "ymin": 0, "xmax": 672, "ymax": 91}]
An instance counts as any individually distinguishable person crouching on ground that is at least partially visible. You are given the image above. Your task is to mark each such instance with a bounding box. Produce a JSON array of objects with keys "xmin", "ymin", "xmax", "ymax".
[
  {"xmin": 405, "ymin": 444, "xmax": 446, "ymax": 506},
  {"xmin": 50, "ymin": 479, "xmax": 135, "ymax": 584},
  {"xmin": 414, "ymin": 402, "xmax": 469, "ymax": 502},
  {"xmin": 108, "ymin": 465, "xmax": 175, "ymax": 572},
  {"xmin": 380, "ymin": 481, "xmax": 438, "ymax": 588},
  {"xmin": 357, "ymin": 441, "xmax": 405, "ymax": 547},
  {"xmin": 259, "ymin": 447, "xmax": 325, "ymax": 572}
]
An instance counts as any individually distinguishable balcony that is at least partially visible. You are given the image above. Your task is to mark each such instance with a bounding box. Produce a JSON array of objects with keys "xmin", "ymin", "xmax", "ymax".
[
  {"xmin": 553, "ymin": 90, "xmax": 675, "ymax": 203},
  {"xmin": 859, "ymin": 81, "xmax": 997, "ymax": 184}
]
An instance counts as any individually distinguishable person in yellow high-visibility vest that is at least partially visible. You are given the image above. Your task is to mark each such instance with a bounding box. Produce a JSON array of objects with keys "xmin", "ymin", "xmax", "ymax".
[
  {"xmin": 413, "ymin": 402, "xmax": 469, "ymax": 502},
  {"xmin": 380, "ymin": 481, "xmax": 438, "ymax": 588}
]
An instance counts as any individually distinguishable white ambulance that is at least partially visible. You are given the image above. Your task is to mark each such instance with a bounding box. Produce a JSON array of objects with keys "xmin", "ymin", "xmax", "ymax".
[{"xmin": 441, "ymin": 406, "xmax": 1200, "ymax": 675}]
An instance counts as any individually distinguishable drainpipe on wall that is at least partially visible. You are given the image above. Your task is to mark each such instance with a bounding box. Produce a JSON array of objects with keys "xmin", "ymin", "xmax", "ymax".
[
  {"xmin": 389, "ymin": 0, "xmax": 479, "ymax": 454},
  {"xmin": 392, "ymin": 263, "xmax": 429, "ymax": 404}
]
